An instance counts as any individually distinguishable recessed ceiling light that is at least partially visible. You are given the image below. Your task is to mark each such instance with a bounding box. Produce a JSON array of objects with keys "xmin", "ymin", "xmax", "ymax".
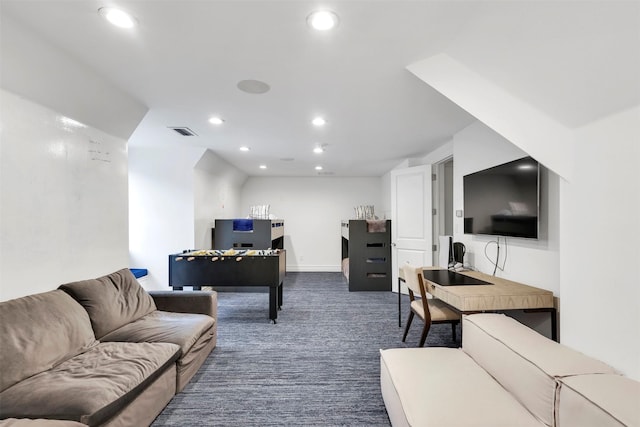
[
  {"xmin": 239, "ymin": 146, "xmax": 250, "ymax": 152},
  {"xmin": 307, "ymin": 10, "xmax": 339, "ymax": 31},
  {"xmin": 259, "ymin": 164, "xmax": 267, "ymax": 169},
  {"xmin": 209, "ymin": 117, "xmax": 224, "ymax": 125},
  {"xmin": 98, "ymin": 7, "xmax": 137, "ymax": 28},
  {"xmin": 315, "ymin": 166, "xmax": 323, "ymax": 171},
  {"xmin": 312, "ymin": 117, "xmax": 326, "ymax": 126},
  {"xmin": 518, "ymin": 164, "xmax": 535, "ymax": 170},
  {"xmin": 313, "ymin": 147, "xmax": 324, "ymax": 154}
]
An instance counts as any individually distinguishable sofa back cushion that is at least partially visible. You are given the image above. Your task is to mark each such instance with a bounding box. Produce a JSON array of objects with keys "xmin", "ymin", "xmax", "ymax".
[
  {"xmin": 0, "ymin": 290, "xmax": 97, "ymax": 392},
  {"xmin": 462, "ymin": 314, "xmax": 617, "ymax": 427},
  {"xmin": 557, "ymin": 374, "xmax": 640, "ymax": 427},
  {"xmin": 60, "ymin": 268, "xmax": 157, "ymax": 339}
]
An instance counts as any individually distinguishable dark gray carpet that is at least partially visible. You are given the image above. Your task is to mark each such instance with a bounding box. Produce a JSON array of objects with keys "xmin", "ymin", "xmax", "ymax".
[{"xmin": 152, "ymin": 272, "xmax": 461, "ymax": 426}]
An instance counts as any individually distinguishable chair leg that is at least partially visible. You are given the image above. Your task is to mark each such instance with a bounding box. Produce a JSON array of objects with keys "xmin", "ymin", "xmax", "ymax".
[
  {"xmin": 419, "ymin": 321, "xmax": 431, "ymax": 347},
  {"xmin": 402, "ymin": 311, "xmax": 414, "ymax": 342}
]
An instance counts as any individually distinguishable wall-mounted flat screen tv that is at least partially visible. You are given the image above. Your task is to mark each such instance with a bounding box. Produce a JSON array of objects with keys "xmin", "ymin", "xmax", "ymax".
[{"xmin": 463, "ymin": 156, "xmax": 540, "ymax": 239}]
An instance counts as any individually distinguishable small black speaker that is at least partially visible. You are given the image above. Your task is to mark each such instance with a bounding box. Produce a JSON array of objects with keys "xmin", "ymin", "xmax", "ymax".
[{"xmin": 453, "ymin": 242, "xmax": 466, "ymax": 264}]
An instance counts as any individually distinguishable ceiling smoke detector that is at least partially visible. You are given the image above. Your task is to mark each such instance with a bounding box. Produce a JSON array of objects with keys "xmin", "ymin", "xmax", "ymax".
[{"xmin": 237, "ymin": 80, "xmax": 271, "ymax": 94}]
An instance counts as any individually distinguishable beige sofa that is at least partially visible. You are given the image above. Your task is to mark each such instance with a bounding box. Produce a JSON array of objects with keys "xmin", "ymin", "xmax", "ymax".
[
  {"xmin": 0, "ymin": 268, "xmax": 217, "ymax": 427},
  {"xmin": 381, "ymin": 313, "xmax": 640, "ymax": 427}
]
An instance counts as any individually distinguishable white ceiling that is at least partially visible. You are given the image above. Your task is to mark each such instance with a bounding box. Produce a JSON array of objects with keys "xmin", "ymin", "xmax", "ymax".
[{"xmin": 2, "ymin": 1, "xmax": 639, "ymax": 177}]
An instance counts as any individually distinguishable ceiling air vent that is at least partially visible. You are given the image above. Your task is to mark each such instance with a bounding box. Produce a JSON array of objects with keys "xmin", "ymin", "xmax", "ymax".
[{"xmin": 169, "ymin": 127, "xmax": 197, "ymax": 136}]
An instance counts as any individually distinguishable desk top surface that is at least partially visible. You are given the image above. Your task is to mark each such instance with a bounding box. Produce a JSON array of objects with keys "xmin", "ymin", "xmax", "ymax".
[{"xmin": 402, "ymin": 267, "xmax": 555, "ymax": 312}]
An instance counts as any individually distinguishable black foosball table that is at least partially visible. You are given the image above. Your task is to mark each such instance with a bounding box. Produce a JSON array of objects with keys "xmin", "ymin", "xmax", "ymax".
[{"xmin": 169, "ymin": 249, "xmax": 286, "ymax": 323}]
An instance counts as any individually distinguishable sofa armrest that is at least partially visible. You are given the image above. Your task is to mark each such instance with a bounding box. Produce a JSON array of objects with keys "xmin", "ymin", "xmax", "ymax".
[{"xmin": 148, "ymin": 291, "xmax": 217, "ymax": 319}]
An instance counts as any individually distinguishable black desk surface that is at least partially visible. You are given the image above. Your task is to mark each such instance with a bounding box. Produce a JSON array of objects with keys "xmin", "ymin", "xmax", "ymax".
[{"xmin": 422, "ymin": 269, "xmax": 493, "ymax": 286}]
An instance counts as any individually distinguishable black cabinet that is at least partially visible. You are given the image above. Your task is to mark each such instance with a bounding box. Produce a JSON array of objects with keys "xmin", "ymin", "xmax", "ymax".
[
  {"xmin": 213, "ymin": 219, "xmax": 284, "ymax": 250},
  {"xmin": 341, "ymin": 220, "xmax": 391, "ymax": 291}
]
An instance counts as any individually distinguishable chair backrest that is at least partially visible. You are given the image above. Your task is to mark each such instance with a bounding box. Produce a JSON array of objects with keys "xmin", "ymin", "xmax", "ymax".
[{"xmin": 401, "ymin": 264, "xmax": 426, "ymax": 299}]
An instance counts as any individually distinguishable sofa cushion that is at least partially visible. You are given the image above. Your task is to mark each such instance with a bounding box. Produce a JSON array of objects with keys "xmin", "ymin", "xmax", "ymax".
[
  {"xmin": 149, "ymin": 291, "xmax": 217, "ymax": 318},
  {"xmin": 557, "ymin": 374, "xmax": 640, "ymax": 427},
  {"xmin": 100, "ymin": 310, "xmax": 215, "ymax": 357},
  {"xmin": 0, "ymin": 290, "xmax": 97, "ymax": 392},
  {"xmin": 0, "ymin": 419, "xmax": 86, "ymax": 426},
  {"xmin": 462, "ymin": 314, "xmax": 617, "ymax": 426},
  {"xmin": 0, "ymin": 342, "xmax": 179, "ymax": 427},
  {"xmin": 380, "ymin": 347, "xmax": 544, "ymax": 427},
  {"xmin": 60, "ymin": 268, "xmax": 157, "ymax": 339}
]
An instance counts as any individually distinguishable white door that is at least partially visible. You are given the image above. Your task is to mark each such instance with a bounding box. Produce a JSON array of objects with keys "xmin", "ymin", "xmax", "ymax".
[{"xmin": 391, "ymin": 165, "xmax": 433, "ymax": 293}]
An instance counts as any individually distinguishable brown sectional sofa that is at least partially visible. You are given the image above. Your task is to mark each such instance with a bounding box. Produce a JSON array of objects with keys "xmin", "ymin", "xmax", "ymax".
[
  {"xmin": 0, "ymin": 420, "xmax": 87, "ymax": 427},
  {"xmin": 0, "ymin": 268, "xmax": 217, "ymax": 427},
  {"xmin": 380, "ymin": 313, "xmax": 640, "ymax": 427}
]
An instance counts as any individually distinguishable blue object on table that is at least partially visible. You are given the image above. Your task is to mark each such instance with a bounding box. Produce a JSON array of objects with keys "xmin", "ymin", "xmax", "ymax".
[
  {"xmin": 233, "ymin": 219, "xmax": 254, "ymax": 232},
  {"xmin": 130, "ymin": 268, "xmax": 148, "ymax": 279}
]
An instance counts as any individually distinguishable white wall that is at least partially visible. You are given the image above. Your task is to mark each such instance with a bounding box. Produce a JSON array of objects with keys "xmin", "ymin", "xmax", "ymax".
[
  {"xmin": 194, "ymin": 150, "xmax": 247, "ymax": 249},
  {"xmin": 452, "ymin": 122, "xmax": 561, "ymax": 294},
  {"xmin": 0, "ymin": 90, "xmax": 130, "ymax": 301},
  {"xmin": 390, "ymin": 124, "xmax": 560, "ymax": 295},
  {"xmin": 380, "ymin": 171, "xmax": 392, "ymax": 221},
  {"xmin": 128, "ymin": 145, "xmax": 246, "ymax": 290},
  {"xmin": 560, "ymin": 106, "xmax": 640, "ymax": 379},
  {"xmin": 128, "ymin": 144, "xmax": 204, "ymax": 290},
  {"xmin": 408, "ymin": 54, "xmax": 574, "ymax": 181},
  {"xmin": 417, "ymin": 140, "xmax": 453, "ymax": 166},
  {"xmin": 407, "ymin": 46, "xmax": 639, "ymax": 378},
  {"xmin": 0, "ymin": 18, "xmax": 147, "ymax": 141},
  {"xmin": 393, "ymin": 122, "xmax": 559, "ymax": 337},
  {"xmin": 240, "ymin": 177, "xmax": 382, "ymax": 271}
]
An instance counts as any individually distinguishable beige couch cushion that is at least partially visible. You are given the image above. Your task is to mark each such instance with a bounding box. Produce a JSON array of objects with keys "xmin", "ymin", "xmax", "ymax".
[
  {"xmin": 60, "ymin": 268, "xmax": 157, "ymax": 339},
  {"xmin": 462, "ymin": 314, "xmax": 617, "ymax": 426},
  {"xmin": 557, "ymin": 374, "xmax": 640, "ymax": 427},
  {"xmin": 0, "ymin": 342, "xmax": 179, "ymax": 426},
  {"xmin": 101, "ymin": 310, "xmax": 215, "ymax": 357},
  {"xmin": 0, "ymin": 290, "xmax": 97, "ymax": 392},
  {"xmin": 99, "ymin": 309, "xmax": 217, "ymax": 393},
  {"xmin": 0, "ymin": 420, "xmax": 86, "ymax": 426},
  {"xmin": 149, "ymin": 291, "xmax": 218, "ymax": 318},
  {"xmin": 380, "ymin": 347, "xmax": 544, "ymax": 427}
]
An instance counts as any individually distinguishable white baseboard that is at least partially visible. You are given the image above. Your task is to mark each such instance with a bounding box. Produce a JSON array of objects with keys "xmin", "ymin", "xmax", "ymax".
[{"xmin": 286, "ymin": 264, "xmax": 341, "ymax": 273}]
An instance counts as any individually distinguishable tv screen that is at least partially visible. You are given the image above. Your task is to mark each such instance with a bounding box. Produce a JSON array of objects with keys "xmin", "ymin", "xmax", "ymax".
[{"xmin": 463, "ymin": 156, "xmax": 539, "ymax": 239}]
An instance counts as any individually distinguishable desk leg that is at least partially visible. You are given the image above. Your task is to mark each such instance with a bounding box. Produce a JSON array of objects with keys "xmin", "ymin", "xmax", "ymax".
[
  {"xmin": 524, "ymin": 307, "xmax": 558, "ymax": 342},
  {"xmin": 269, "ymin": 286, "xmax": 278, "ymax": 324},
  {"xmin": 398, "ymin": 278, "xmax": 405, "ymax": 327},
  {"xmin": 278, "ymin": 282, "xmax": 283, "ymax": 310}
]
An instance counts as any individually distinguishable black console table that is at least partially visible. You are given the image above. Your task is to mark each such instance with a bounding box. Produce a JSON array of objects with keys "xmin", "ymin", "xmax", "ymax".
[{"xmin": 169, "ymin": 250, "xmax": 286, "ymax": 323}]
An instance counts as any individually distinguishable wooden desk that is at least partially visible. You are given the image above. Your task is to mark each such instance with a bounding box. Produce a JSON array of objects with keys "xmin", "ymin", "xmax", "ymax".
[{"xmin": 398, "ymin": 267, "xmax": 557, "ymax": 340}]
